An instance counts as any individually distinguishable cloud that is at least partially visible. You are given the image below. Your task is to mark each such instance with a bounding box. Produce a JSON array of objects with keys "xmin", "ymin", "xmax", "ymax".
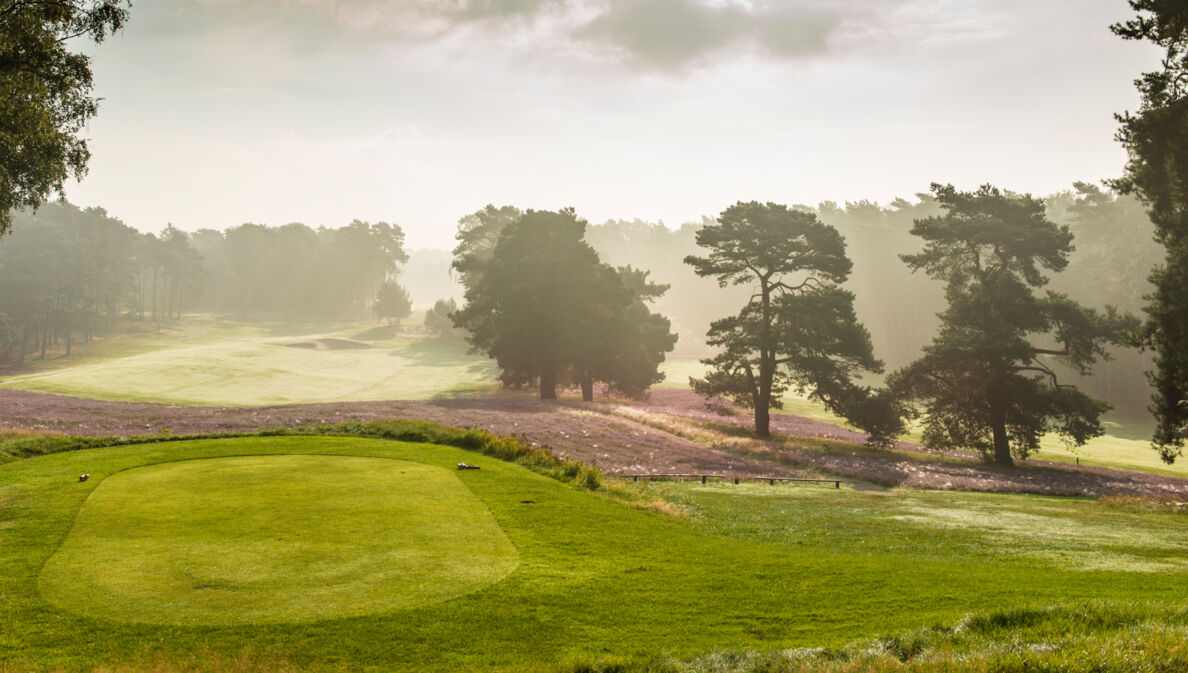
[
  {"xmin": 248, "ymin": 0, "xmax": 845, "ymax": 69},
  {"xmin": 576, "ymin": 0, "xmax": 839, "ymax": 70},
  {"xmin": 190, "ymin": 0, "xmax": 1016, "ymax": 73}
]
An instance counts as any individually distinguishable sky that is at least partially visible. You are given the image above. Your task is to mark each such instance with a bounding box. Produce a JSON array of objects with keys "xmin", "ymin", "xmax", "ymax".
[{"xmin": 65, "ymin": 0, "xmax": 1165, "ymax": 250}]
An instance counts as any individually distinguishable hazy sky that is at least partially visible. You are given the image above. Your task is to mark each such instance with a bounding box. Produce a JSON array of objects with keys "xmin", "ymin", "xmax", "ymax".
[{"xmin": 66, "ymin": 0, "xmax": 1163, "ymax": 249}]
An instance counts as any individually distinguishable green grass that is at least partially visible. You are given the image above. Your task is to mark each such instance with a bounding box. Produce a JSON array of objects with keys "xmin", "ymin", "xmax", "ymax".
[
  {"xmin": 38, "ymin": 455, "xmax": 518, "ymax": 625},
  {"xmin": 3, "ymin": 436, "xmax": 1187, "ymax": 671},
  {"xmin": 576, "ymin": 602, "xmax": 1188, "ymax": 672},
  {"xmin": 0, "ymin": 317, "xmax": 498, "ymax": 405}
]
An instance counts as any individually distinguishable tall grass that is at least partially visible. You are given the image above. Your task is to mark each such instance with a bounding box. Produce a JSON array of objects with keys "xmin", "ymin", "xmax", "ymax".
[{"xmin": 566, "ymin": 602, "xmax": 1188, "ymax": 673}]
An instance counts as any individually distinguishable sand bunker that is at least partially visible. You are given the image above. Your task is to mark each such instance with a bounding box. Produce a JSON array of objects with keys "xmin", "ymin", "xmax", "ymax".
[{"xmin": 284, "ymin": 338, "xmax": 372, "ymax": 350}]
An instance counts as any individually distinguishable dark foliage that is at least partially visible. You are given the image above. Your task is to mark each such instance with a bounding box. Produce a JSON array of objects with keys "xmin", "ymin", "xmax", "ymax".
[
  {"xmin": 685, "ymin": 201, "xmax": 902, "ymax": 443},
  {"xmin": 890, "ymin": 184, "xmax": 1138, "ymax": 465},
  {"xmin": 1112, "ymin": 0, "xmax": 1188, "ymax": 462},
  {"xmin": 0, "ymin": 0, "xmax": 130, "ymax": 235}
]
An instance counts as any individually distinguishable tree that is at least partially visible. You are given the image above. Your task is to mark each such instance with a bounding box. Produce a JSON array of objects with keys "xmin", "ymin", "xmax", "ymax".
[
  {"xmin": 889, "ymin": 184, "xmax": 1138, "ymax": 466},
  {"xmin": 452, "ymin": 208, "xmax": 674, "ymax": 401},
  {"xmin": 1112, "ymin": 1, "xmax": 1188, "ymax": 462},
  {"xmin": 453, "ymin": 209, "xmax": 603, "ymax": 399},
  {"xmin": 423, "ymin": 297, "xmax": 461, "ymax": 338},
  {"xmin": 1, "ymin": 1, "xmax": 130, "ymax": 236},
  {"xmin": 373, "ymin": 281, "xmax": 412, "ymax": 327},
  {"xmin": 573, "ymin": 266, "xmax": 677, "ymax": 400},
  {"xmin": 451, "ymin": 205, "xmax": 522, "ymax": 290},
  {"xmin": 450, "ymin": 205, "xmax": 529, "ymax": 383},
  {"xmin": 685, "ymin": 201, "xmax": 900, "ymax": 441}
]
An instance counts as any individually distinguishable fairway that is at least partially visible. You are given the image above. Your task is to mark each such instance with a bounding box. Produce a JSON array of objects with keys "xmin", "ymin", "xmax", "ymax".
[
  {"xmin": 0, "ymin": 319, "xmax": 499, "ymax": 405},
  {"xmin": 39, "ymin": 455, "xmax": 519, "ymax": 625},
  {"xmin": 5, "ymin": 435, "xmax": 1188, "ymax": 671}
]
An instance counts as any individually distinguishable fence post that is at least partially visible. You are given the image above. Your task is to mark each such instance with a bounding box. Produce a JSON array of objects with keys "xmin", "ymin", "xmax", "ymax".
[{"xmin": 834, "ymin": 480, "xmax": 840, "ymax": 489}]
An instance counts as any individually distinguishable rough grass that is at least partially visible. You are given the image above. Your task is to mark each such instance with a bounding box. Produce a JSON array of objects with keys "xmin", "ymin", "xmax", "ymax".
[
  {"xmin": 0, "ymin": 317, "xmax": 497, "ymax": 405},
  {"xmin": 39, "ymin": 455, "xmax": 519, "ymax": 625},
  {"xmin": 566, "ymin": 602, "xmax": 1188, "ymax": 672},
  {"xmin": 4, "ymin": 436, "xmax": 1188, "ymax": 671}
]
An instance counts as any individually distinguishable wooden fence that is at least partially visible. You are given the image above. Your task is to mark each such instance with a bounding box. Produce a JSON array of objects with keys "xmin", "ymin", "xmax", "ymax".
[{"xmin": 618, "ymin": 473, "xmax": 844, "ymax": 489}]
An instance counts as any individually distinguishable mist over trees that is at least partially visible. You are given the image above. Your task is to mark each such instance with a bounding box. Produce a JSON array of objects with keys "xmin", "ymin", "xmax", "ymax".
[
  {"xmin": 0, "ymin": 203, "xmax": 415, "ymax": 367},
  {"xmin": 451, "ymin": 207, "xmax": 676, "ymax": 400},
  {"xmin": 190, "ymin": 219, "xmax": 409, "ymax": 320},
  {"xmin": 0, "ymin": 202, "xmax": 200, "ymax": 366},
  {"xmin": 581, "ymin": 185, "xmax": 1160, "ymax": 415}
]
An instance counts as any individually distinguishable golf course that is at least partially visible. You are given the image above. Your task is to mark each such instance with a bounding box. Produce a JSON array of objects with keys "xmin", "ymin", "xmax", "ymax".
[
  {"xmin": 3, "ymin": 432, "xmax": 1188, "ymax": 672},
  {"xmin": 2, "ymin": 318, "xmax": 1177, "ymax": 479},
  {"xmin": 0, "ymin": 318, "xmax": 499, "ymax": 406}
]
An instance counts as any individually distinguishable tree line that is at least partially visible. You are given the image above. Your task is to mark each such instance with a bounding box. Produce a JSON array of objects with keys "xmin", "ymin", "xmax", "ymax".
[
  {"xmin": 574, "ymin": 182, "xmax": 1161, "ymax": 414},
  {"xmin": 0, "ymin": 203, "xmax": 411, "ymax": 366},
  {"xmin": 191, "ymin": 220, "xmax": 407, "ymax": 320},
  {"xmin": 453, "ymin": 187, "xmax": 1138, "ymax": 467}
]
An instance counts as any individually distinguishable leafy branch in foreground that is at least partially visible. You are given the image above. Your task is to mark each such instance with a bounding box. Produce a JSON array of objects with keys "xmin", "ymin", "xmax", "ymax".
[{"xmin": 0, "ymin": 0, "xmax": 131, "ymax": 235}]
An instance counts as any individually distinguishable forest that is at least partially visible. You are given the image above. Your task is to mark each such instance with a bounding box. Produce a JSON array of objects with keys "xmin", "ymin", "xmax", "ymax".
[{"xmin": 0, "ymin": 180, "xmax": 1159, "ymax": 419}]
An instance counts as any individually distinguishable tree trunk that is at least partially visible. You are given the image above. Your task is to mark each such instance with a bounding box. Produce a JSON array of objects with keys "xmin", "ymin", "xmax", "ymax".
[
  {"xmin": 754, "ymin": 399, "xmax": 771, "ymax": 438},
  {"xmin": 580, "ymin": 372, "xmax": 594, "ymax": 402},
  {"xmin": 152, "ymin": 267, "xmax": 159, "ymax": 323},
  {"xmin": 18, "ymin": 325, "xmax": 28, "ymax": 368},
  {"xmin": 754, "ymin": 358, "xmax": 773, "ymax": 438},
  {"xmin": 539, "ymin": 369, "xmax": 557, "ymax": 400},
  {"xmin": 990, "ymin": 405, "xmax": 1013, "ymax": 466}
]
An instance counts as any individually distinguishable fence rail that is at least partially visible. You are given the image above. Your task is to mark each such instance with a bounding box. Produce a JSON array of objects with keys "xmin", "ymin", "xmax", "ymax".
[{"xmin": 618, "ymin": 473, "xmax": 844, "ymax": 489}]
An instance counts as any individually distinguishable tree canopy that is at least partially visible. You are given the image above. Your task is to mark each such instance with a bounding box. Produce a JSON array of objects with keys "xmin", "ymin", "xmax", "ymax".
[
  {"xmin": 423, "ymin": 297, "xmax": 461, "ymax": 338},
  {"xmin": 1112, "ymin": 0, "xmax": 1188, "ymax": 462},
  {"xmin": 1, "ymin": 0, "xmax": 130, "ymax": 235},
  {"xmin": 374, "ymin": 281, "xmax": 412, "ymax": 327},
  {"xmin": 685, "ymin": 201, "xmax": 901, "ymax": 442},
  {"xmin": 452, "ymin": 208, "xmax": 675, "ymax": 400},
  {"xmin": 890, "ymin": 184, "xmax": 1138, "ymax": 466}
]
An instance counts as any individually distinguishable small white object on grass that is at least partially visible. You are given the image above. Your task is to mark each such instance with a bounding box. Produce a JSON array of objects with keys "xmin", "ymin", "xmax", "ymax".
[{"xmin": 78, "ymin": 474, "xmax": 89, "ymax": 482}]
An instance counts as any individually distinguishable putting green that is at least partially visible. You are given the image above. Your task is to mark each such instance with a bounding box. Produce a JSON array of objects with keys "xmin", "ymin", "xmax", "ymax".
[{"xmin": 38, "ymin": 455, "xmax": 519, "ymax": 625}]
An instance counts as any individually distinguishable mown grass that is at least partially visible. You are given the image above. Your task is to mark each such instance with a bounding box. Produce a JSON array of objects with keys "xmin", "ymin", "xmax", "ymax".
[
  {"xmin": 0, "ymin": 316, "xmax": 497, "ymax": 405},
  {"xmin": 40, "ymin": 455, "xmax": 519, "ymax": 625},
  {"xmin": 3, "ymin": 435, "xmax": 1187, "ymax": 672}
]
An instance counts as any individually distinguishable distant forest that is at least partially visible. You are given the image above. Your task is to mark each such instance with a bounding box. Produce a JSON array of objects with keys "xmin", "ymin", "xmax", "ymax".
[
  {"xmin": 0, "ymin": 182, "xmax": 1159, "ymax": 411},
  {"xmin": 579, "ymin": 183, "xmax": 1158, "ymax": 411}
]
